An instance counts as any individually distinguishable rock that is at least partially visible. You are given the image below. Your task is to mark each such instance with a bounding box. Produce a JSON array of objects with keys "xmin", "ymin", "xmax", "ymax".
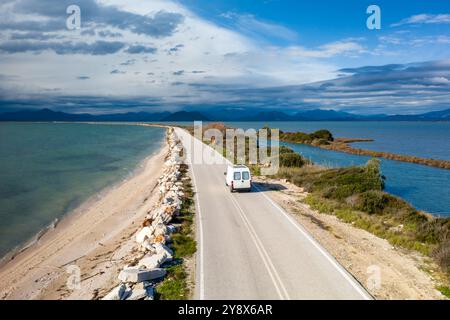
[
  {"xmin": 101, "ymin": 284, "xmax": 131, "ymax": 300},
  {"xmin": 118, "ymin": 267, "xmax": 166, "ymax": 283},
  {"xmin": 136, "ymin": 226, "xmax": 154, "ymax": 244},
  {"xmin": 153, "ymin": 243, "xmax": 173, "ymax": 261},
  {"xmin": 144, "ymin": 286, "xmax": 155, "ymax": 300},
  {"xmin": 167, "ymin": 225, "xmax": 177, "ymax": 234},
  {"xmin": 126, "ymin": 288, "xmax": 147, "ymax": 300},
  {"xmin": 153, "ymin": 224, "xmax": 167, "ymax": 237},
  {"xmin": 141, "ymin": 239, "xmax": 155, "ymax": 252},
  {"xmin": 138, "ymin": 252, "xmax": 168, "ymax": 269}
]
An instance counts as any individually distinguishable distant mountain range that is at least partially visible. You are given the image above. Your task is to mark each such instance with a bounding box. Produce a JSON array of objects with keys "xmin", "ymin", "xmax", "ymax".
[{"xmin": 0, "ymin": 108, "xmax": 449, "ymax": 122}]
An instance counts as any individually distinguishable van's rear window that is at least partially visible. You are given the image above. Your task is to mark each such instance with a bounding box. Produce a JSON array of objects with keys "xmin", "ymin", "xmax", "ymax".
[
  {"xmin": 242, "ymin": 172, "xmax": 250, "ymax": 180},
  {"xmin": 234, "ymin": 172, "xmax": 241, "ymax": 180}
]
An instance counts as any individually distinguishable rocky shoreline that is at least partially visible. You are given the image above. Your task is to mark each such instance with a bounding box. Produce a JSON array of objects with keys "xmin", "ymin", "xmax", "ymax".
[{"xmin": 100, "ymin": 128, "xmax": 189, "ymax": 300}]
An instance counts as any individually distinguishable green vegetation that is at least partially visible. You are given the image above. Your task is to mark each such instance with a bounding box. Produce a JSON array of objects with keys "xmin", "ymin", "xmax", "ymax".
[
  {"xmin": 437, "ymin": 286, "xmax": 450, "ymax": 299},
  {"xmin": 156, "ymin": 264, "xmax": 188, "ymax": 300},
  {"xmin": 279, "ymin": 146, "xmax": 308, "ymax": 168},
  {"xmin": 280, "ymin": 129, "xmax": 334, "ymax": 146},
  {"xmin": 273, "ymin": 159, "xmax": 450, "ymax": 282},
  {"xmin": 157, "ymin": 163, "xmax": 196, "ymax": 300}
]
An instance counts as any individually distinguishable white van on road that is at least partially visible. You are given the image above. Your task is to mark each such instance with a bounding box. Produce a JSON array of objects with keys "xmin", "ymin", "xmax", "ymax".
[{"xmin": 225, "ymin": 165, "xmax": 252, "ymax": 192}]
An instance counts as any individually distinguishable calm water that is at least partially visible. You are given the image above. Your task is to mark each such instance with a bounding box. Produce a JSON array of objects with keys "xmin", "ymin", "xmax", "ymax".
[
  {"xmin": 222, "ymin": 121, "xmax": 450, "ymax": 217},
  {"xmin": 0, "ymin": 123, "xmax": 165, "ymax": 258},
  {"xmin": 225, "ymin": 121, "xmax": 450, "ymax": 161}
]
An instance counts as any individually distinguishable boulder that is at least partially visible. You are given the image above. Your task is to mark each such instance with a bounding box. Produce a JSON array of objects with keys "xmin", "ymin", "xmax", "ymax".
[
  {"xmin": 153, "ymin": 223, "xmax": 167, "ymax": 237},
  {"xmin": 167, "ymin": 225, "xmax": 177, "ymax": 234},
  {"xmin": 118, "ymin": 267, "xmax": 166, "ymax": 283},
  {"xmin": 138, "ymin": 252, "xmax": 168, "ymax": 269},
  {"xmin": 135, "ymin": 226, "xmax": 154, "ymax": 243},
  {"xmin": 153, "ymin": 243, "xmax": 174, "ymax": 261},
  {"xmin": 101, "ymin": 284, "xmax": 131, "ymax": 300}
]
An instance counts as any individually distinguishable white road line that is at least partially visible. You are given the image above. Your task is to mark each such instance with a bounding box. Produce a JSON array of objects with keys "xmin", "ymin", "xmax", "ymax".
[
  {"xmin": 176, "ymin": 129, "xmax": 205, "ymax": 300},
  {"xmin": 253, "ymin": 184, "xmax": 372, "ymax": 300},
  {"xmin": 228, "ymin": 192, "xmax": 290, "ymax": 300},
  {"xmin": 177, "ymin": 127, "xmax": 371, "ymax": 300}
]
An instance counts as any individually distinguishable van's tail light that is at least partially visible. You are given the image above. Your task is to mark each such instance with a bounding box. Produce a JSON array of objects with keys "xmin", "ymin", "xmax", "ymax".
[{"xmin": 231, "ymin": 181, "xmax": 234, "ymax": 188}]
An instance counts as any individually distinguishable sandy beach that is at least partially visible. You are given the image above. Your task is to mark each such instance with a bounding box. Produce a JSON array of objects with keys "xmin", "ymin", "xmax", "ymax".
[{"xmin": 0, "ymin": 134, "xmax": 169, "ymax": 300}]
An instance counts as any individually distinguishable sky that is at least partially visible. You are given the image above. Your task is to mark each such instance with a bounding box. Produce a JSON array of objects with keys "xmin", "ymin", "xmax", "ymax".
[{"xmin": 0, "ymin": 0, "xmax": 450, "ymax": 115}]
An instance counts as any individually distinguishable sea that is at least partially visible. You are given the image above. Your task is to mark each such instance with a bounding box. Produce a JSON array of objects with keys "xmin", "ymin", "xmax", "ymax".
[{"xmin": 0, "ymin": 123, "xmax": 165, "ymax": 259}]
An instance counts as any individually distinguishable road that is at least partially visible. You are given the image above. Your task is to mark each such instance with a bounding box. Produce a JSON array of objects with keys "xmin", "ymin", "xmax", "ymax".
[{"xmin": 174, "ymin": 127, "xmax": 372, "ymax": 300}]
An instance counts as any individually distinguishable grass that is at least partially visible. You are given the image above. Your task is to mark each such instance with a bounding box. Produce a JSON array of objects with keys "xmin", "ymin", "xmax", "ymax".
[
  {"xmin": 156, "ymin": 163, "xmax": 197, "ymax": 300},
  {"xmin": 156, "ymin": 264, "xmax": 188, "ymax": 300},
  {"xmin": 437, "ymin": 286, "xmax": 450, "ymax": 299}
]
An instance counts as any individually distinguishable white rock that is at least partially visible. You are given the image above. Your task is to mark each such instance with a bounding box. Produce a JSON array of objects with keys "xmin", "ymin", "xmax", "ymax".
[
  {"xmin": 153, "ymin": 243, "xmax": 174, "ymax": 261},
  {"xmin": 138, "ymin": 252, "xmax": 168, "ymax": 269},
  {"xmin": 136, "ymin": 226, "xmax": 154, "ymax": 244},
  {"xmin": 101, "ymin": 284, "xmax": 131, "ymax": 300},
  {"xmin": 126, "ymin": 289, "xmax": 147, "ymax": 300},
  {"xmin": 118, "ymin": 268, "xmax": 166, "ymax": 283}
]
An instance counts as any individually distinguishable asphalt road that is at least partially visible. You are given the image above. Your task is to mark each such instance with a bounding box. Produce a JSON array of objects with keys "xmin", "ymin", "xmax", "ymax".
[{"xmin": 175, "ymin": 127, "xmax": 372, "ymax": 300}]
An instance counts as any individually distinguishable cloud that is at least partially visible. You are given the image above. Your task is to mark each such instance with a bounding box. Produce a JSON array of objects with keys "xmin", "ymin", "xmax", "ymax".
[
  {"xmin": 77, "ymin": 76, "xmax": 90, "ymax": 80},
  {"xmin": 120, "ymin": 59, "xmax": 136, "ymax": 66},
  {"xmin": 0, "ymin": 40, "xmax": 126, "ymax": 55},
  {"xmin": 110, "ymin": 69, "xmax": 125, "ymax": 74},
  {"xmin": 9, "ymin": 32, "xmax": 57, "ymax": 40},
  {"xmin": 125, "ymin": 45, "xmax": 157, "ymax": 54},
  {"xmin": 286, "ymin": 40, "xmax": 366, "ymax": 58},
  {"xmin": 98, "ymin": 30, "xmax": 122, "ymax": 38},
  {"xmin": 173, "ymin": 70, "xmax": 185, "ymax": 76},
  {"xmin": 392, "ymin": 14, "xmax": 450, "ymax": 27},
  {"xmin": 8, "ymin": 0, "xmax": 185, "ymax": 37},
  {"xmin": 220, "ymin": 11, "xmax": 298, "ymax": 43}
]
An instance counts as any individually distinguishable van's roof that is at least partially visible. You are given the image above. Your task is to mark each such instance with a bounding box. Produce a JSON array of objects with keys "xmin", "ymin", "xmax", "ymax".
[{"xmin": 230, "ymin": 165, "xmax": 249, "ymax": 169}]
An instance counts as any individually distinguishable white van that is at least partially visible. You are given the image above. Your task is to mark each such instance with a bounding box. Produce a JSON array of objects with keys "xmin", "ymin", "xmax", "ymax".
[{"xmin": 225, "ymin": 165, "xmax": 252, "ymax": 192}]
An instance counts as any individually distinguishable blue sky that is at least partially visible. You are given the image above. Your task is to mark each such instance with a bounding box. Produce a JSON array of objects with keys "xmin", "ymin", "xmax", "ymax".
[{"xmin": 0, "ymin": 0, "xmax": 450, "ymax": 115}]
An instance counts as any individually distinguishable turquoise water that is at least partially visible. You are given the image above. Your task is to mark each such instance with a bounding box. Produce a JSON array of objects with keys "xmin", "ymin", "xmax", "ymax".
[
  {"xmin": 0, "ymin": 123, "xmax": 165, "ymax": 258},
  {"xmin": 221, "ymin": 121, "xmax": 450, "ymax": 217}
]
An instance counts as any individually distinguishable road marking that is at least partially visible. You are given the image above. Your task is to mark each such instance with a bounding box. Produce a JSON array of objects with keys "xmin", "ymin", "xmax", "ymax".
[
  {"xmin": 176, "ymin": 129, "xmax": 205, "ymax": 300},
  {"xmin": 177, "ymin": 127, "xmax": 371, "ymax": 300},
  {"xmin": 228, "ymin": 192, "xmax": 290, "ymax": 300},
  {"xmin": 253, "ymin": 184, "xmax": 372, "ymax": 300}
]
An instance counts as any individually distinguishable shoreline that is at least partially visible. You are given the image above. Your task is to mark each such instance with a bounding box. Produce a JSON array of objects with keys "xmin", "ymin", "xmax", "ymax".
[
  {"xmin": 281, "ymin": 137, "xmax": 450, "ymax": 170},
  {"xmin": 0, "ymin": 131, "xmax": 166, "ymax": 269},
  {"xmin": 0, "ymin": 130, "xmax": 169, "ymax": 300}
]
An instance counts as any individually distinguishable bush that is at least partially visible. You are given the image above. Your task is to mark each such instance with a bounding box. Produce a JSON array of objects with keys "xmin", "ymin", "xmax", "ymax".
[
  {"xmin": 310, "ymin": 129, "xmax": 334, "ymax": 142},
  {"xmin": 280, "ymin": 152, "xmax": 306, "ymax": 168},
  {"xmin": 354, "ymin": 191, "xmax": 390, "ymax": 214}
]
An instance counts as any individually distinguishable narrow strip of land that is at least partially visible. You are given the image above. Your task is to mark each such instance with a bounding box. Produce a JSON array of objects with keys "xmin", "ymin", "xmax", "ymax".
[{"xmin": 175, "ymin": 127, "xmax": 372, "ymax": 300}]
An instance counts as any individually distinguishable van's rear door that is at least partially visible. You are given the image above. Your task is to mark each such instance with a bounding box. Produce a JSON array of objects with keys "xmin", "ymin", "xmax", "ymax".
[{"xmin": 234, "ymin": 170, "xmax": 251, "ymax": 189}]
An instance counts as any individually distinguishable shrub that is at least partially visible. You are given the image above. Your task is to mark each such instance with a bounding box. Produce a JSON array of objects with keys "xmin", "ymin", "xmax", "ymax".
[
  {"xmin": 310, "ymin": 129, "xmax": 334, "ymax": 142},
  {"xmin": 280, "ymin": 152, "xmax": 306, "ymax": 168},
  {"xmin": 354, "ymin": 191, "xmax": 390, "ymax": 214}
]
